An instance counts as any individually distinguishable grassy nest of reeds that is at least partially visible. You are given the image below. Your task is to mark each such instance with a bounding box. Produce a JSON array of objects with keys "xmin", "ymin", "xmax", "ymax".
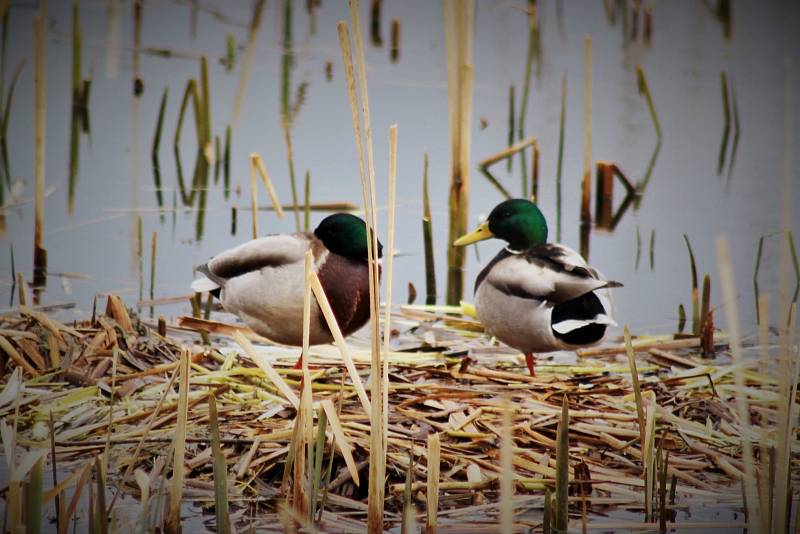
[{"xmin": 0, "ymin": 295, "xmax": 797, "ymax": 532}]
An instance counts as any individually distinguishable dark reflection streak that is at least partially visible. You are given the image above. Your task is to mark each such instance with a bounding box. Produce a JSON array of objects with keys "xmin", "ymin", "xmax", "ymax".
[
  {"xmin": 223, "ymin": 125, "xmax": 231, "ymax": 199},
  {"xmin": 633, "ymin": 141, "xmax": 660, "ymax": 211},
  {"xmin": 479, "ymin": 167, "xmax": 512, "ymax": 200},
  {"xmin": 717, "ymin": 71, "xmax": 730, "ymax": 176},
  {"xmin": 753, "ymin": 236, "xmax": 764, "ymax": 324},
  {"xmin": 370, "ymin": 0, "xmax": 382, "ymax": 46},
  {"xmin": 726, "ymin": 81, "xmax": 740, "ymax": 187},
  {"xmin": 67, "ymin": 108, "xmax": 80, "ymax": 214},
  {"xmin": 306, "ymin": 0, "xmax": 318, "ymax": 36},
  {"xmin": 190, "ymin": 0, "xmax": 198, "ymax": 40},
  {"xmin": 8, "ymin": 242, "xmax": 15, "ymax": 308},
  {"xmin": 195, "ymin": 153, "xmax": 209, "ymax": 242},
  {"xmin": 151, "ymin": 87, "xmax": 168, "ymax": 220},
  {"xmin": 213, "ymin": 135, "xmax": 221, "ymax": 185}
]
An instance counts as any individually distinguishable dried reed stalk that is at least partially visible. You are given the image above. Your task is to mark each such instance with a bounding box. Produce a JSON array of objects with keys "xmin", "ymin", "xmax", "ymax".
[
  {"xmin": 167, "ymin": 349, "xmax": 190, "ymax": 532},
  {"xmin": 234, "ymin": 330, "xmax": 300, "ymax": 408},
  {"xmin": 340, "ymin": 3, "xmax": 385, "ymax": 528},
  {"xmin": 383, "ymin": 124, "xmax": 398, "ymax": 460},
  {"xmin": 444, "ymin": 0, "xmax": 474, "ymax": 306},
  {"xmin": 307, "ymin": 270, "xmax": 371, "ymax": 413},
  {"xmin": 320, "ymin": 399, "xmax": 360, "ymax": 486},
  {"xmin": 251, "ymin": 153, "xmax": 285, "ymax": 218},
  {"xmin": 33, "ymin": 2, "xmax": 48, "ymax": 288},
  {"xmin": 500, "ymin": 397, "xmax": 514, "ymax": 533},
  {"xmin": 716, "ymin": 237, "xmax": 760, "ymax": 530},
  {"xmin": 580, "ymin": 36, "xmax": 592, "ymax": 226},
  {"xmin": 624, "ymin": 327, "xmax": 647, "ymax": 452},
  {"xmin": 426, "ymin": 432, "xmax": 441, "ymax": 533}
]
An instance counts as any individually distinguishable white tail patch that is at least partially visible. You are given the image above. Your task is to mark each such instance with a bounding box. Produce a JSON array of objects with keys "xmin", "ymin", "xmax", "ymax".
[
  {"xmin": 552, "ymin": 313, "xmax": 617, "ymax": 334},
  {"xmin": 190, "ymin": 277, "xmax": 219, "ymax": 294}
]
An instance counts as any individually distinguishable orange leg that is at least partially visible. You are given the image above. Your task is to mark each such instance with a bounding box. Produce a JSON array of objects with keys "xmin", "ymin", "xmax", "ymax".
[
  {"xmin": 294, "ymin": 353, "xmax": 320, "ymax": 370},
  {"xmin": 525, "ymin": 353, "xmax": 537, "ymax": 377}
]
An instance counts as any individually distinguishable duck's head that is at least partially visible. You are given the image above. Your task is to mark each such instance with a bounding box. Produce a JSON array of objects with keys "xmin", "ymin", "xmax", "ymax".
[
  {"xmin": 453, "ymin": 198, "xmax": 548, "ymax": 251},
  {"xmin": 314, "ymin": 213, "xmax": 383, "ymax": 261}
]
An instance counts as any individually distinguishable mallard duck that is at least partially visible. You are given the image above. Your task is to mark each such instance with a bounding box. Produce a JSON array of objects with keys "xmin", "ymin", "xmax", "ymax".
[
  {"xmin": 191, "ymin": 213, "xmax": 382, "ymax": 346},
  {"xmin": 454, "ymin": 199, "xmax": 621, "ymax": 375}
]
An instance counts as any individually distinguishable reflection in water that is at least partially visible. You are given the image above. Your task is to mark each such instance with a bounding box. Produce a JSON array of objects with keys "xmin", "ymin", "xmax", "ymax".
[
  {"xmin": 516, "ymin": 0, "xmax": 540, "ymax": 197},
  {"xmin": 390, "ymin": 19, "xmax": 400, "ymax": 63},
  {"xmin": 281, "ymin": 0, "xmax": 302, "ymax": 231},
  {"xmin": 232, "ymin": 0, "xmax": 265, "ymax": 126},
  {"xmin": 68, "ymin": 0, "xmax": 92, "ymax": 215},
  {"xmin": 150, "ymin": 87, "xmax": 169, "ymax": 222},
  {"xmin": 168, "ymin": 58, "xmax": 214, "ymax": 242},
  {"xmin": 0, "ymin": 53, "xmax": 26, "ymax": 215},
  {"xmin": 370, "ymin": 0, "xmax": 383, "ymax": 47}
]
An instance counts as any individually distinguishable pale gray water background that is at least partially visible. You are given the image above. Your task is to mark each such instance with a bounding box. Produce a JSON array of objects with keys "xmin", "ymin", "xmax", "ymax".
[
  {"xmin": 1, "ymin": 0, "xmax": 799, "ymax": 337},
  {"xmin": 0, "ymin": 2, "xmax": 799, "ymax": 529}
]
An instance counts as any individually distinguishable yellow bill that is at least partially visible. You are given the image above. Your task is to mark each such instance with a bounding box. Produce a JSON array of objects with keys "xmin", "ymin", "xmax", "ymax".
[{"xmin": 453, "ymin": 220, "xmax": 493, "ymax": 246}]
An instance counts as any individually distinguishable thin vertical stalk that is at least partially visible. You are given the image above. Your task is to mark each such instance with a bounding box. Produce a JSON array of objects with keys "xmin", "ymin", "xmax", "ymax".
[
  {"xmin": 33, "ymin": 1, "xmax": 48, "ymax": 289},
  {"xmin": 444, "ymin": 0, "xmax": 474, "ymax": 306},
  {"xmin": 716, "ymin": 237, "xmax": 761, "ymax": 531},
  {"xmin": 422, "ymin": 152, "xmax": 436, "ymax": 305},
  {"xmin": 506, "ymin": 85, "xmax": 515, "ymax": 173},
  {"xmin": 500, "ymin": 397, "xmax": 514, "ymax": 534},
  {"xmin": 303, "ymin": 170, "xmax": 311, "ymax": 232},
  {"xmin": 426, "ymin": 433, "xmax": 440, "ymax": 533},
  {"xmin": 347, "ymin": 3, "xmax": 384, "ymax": 529},
  {"xmin": 556, "ymin": 72, "xmax": 566, "ymax": 242},
  {"xmin": 232, "ymin": 0, "xmax": 265, "ymax": 125},
  {"xmin": 382, "ymin": 124, "xmax": 398, "ymax": 464},
  {"xmin": 683, "ymin": 234, "xmax": 700, "ymax": 335},
  {"xmin": 580, "ymin": 36, "xmax": 592, "ymax": 226},
  {"xmin": 167, "ymin": 350, "xmax": 190, "ymax": 532},
  {"xmin": 554, "ymin": 395, "xmax": 569, "ymax": 533}
]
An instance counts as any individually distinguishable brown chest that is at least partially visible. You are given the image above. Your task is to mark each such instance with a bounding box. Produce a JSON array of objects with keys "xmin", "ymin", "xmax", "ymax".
[{"xmin": 316, "ymin": 253, "xmax": 378, "ymax": 336}]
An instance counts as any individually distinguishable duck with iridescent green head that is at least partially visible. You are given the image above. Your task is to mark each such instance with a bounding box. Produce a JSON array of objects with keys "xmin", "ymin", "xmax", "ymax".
[
  {"xmin": 454, "ymin": 199, "xmax": 621, "ymax": 375},
  {"xmin": 192, "ymin": 213, "xmax": 381, "ymax": 346}
]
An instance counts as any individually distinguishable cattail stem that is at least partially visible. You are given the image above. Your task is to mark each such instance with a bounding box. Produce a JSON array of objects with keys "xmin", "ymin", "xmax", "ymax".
[{"xmin": 33, "ymin": 2, "xmax": 48, "ymax": 290}]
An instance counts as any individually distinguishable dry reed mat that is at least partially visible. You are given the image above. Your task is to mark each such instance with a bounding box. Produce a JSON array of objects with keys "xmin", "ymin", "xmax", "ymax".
[{"xmin": 0, "ymin": 292, "xmax": 798, "ymax": 532}]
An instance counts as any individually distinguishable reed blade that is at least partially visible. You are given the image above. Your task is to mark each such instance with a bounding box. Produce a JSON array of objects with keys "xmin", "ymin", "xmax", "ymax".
[
  {"xmin": 422, "ymin": 152, "xmax": 436, "ymax": 305},
  {"xmin": 443, "ymin": 0, "xmax": 474, "ymax": 306},
  {"xmin": 554, "ymin": 395, "xmax": 569, "ymax": 532},
  {"xmin": 24, "ymin": 456, "xmax": 44, "ymax": 534},
  {"xmin": 683, "ymin": 234, "xmax": 700, "ymax": 334},
  {"xmin": 208, "ymin": 394, "xmax": 230, "ymax": 534}
]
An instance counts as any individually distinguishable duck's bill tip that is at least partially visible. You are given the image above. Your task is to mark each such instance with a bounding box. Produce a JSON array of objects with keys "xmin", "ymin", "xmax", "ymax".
[{"xmin": 453, "ymin": 221, "xmax": 493, "ymax": 246}]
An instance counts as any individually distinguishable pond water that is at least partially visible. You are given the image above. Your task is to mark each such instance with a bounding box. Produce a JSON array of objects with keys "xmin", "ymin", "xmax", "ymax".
[{"xmin": 1, "ymin": 0, "xmax": 799, "ymax": 336}]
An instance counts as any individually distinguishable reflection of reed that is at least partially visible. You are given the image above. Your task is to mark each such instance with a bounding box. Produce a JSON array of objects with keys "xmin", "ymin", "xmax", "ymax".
[
  {"xmin": 281, "ymin": 0, "xmax": 301, "ymax": 231},
  {"xmin": 232, "ymin": 0, "xmax": 265, "ymax": 125},
  {"xmin": 477, "ymin": 136, "xmax": 538, "ymax": 200},
  {"xmin": 555, "ymin": 73, "xmax": 566, "ymax": 242},
  {"xmin": 580, "ymin": 36, "xmax": 592, "ymax": 259},
  {"xmin": 170, "ymin": 58, "xmax": 214, "ymax": 241},
  {"xmin": 0, "ymin": 59, "xmax": 25, "ymax": 208}
]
